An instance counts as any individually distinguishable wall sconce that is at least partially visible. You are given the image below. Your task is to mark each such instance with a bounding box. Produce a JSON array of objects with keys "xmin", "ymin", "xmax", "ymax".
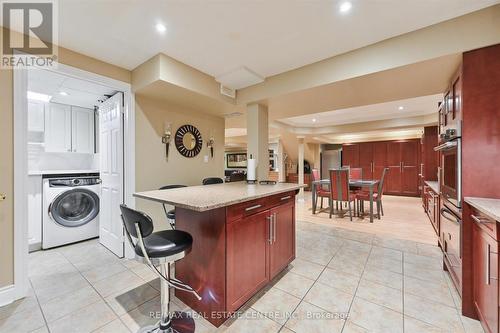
[
  {"xmin": 162, "ymin": 122, "xmax": 172, "ymax": 160},
  {"xmin": 207, "ymin": 131, "xmax": 215, "ymax": 158}
]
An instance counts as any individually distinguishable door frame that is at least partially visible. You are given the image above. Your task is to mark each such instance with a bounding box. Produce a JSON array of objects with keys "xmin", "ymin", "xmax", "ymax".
[{"xmin": 13, "ymin": 62, "xmax": 136, "ymax": 301}]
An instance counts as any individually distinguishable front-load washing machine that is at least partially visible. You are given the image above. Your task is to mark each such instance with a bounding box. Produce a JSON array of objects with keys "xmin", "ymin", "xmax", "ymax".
[{"xmin": 42, "ymin": 175, "xmax": 101, "ymax": 249}]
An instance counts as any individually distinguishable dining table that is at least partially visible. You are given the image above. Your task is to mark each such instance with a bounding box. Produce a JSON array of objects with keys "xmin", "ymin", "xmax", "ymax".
[{"xmin": 311, "ymin": 179, "xmax": 380, "ymax": 223}]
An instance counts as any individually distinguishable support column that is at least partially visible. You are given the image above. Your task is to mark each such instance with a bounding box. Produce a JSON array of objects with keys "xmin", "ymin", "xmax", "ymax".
[
  {"xmin": 298, "ymin": 137, "xmax": 305, "ymax": 201},
  {"xmin": 247, "ymin": 103, "xmax": 269, "ymax": 181}
]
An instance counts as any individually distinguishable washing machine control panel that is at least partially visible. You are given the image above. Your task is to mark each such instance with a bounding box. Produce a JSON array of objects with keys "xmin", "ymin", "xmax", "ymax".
[{"xmin": 49, "ymin": 177, "xmax": 101, "ymax": 187}]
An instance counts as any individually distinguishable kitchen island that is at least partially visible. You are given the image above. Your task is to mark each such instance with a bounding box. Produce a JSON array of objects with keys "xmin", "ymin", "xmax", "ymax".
[{"xmin": 134, "ymin": 182, "xmax": 302, "ymax": 327}]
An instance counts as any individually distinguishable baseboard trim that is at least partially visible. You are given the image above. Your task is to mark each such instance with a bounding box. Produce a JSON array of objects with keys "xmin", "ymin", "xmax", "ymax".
[{"xmin": 0, "ymin": 284, "xmax": 15, "ymax": 307}]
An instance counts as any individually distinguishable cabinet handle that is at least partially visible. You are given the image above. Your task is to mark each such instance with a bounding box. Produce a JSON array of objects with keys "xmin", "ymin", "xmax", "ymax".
[
  {"xmin": 245, "ymin": 204, "xmax": 262, "ymax": 212},
  {"xmin": 371, "ymin": 162, "xmax": 374, "ymax": 173},
  {"xmin": 486, "ymin": 243, "xmax": 491, "ymax": 285},
  {"xmin": 470, "ymin": 214, "xmax": 485, "ymax": 224},
  {"xmin": 267, "ymin": 215, "xmax": 273, "ymax": 244},
  {"xmin": 280, "ymin": 196, "xmax": 291, "ymax": 201}
]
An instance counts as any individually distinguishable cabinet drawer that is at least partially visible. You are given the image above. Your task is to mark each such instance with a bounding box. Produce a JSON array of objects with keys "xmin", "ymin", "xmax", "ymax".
[
  {"xmin": 226, "ymin": 191, "xmax": 296, "ymax": 223},
  {"xmin": 470, "ymin": 207, "xmax": 498, "ymax": 241}
]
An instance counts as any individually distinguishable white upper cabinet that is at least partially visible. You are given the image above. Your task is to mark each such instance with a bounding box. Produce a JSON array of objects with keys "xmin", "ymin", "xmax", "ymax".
[
  {"xmin": 45, "ymin": 103, "xmax": 72, "ymax": 153},
  {"xmin": 44, "ymin": 102, "xmax": 95, "ymax": 153},
  {"xmin": 27, "ymin": 100, "xmax": 45, "ymax": 132},
  {"xmin": 71, "ymin": 106, "xmax": 95, "ymax": 154}
]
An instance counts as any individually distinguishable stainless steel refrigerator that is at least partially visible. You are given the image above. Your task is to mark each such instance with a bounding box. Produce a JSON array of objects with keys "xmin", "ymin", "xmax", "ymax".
[{"xmin": 321, "ymin": 149, "xmax": 342, "ymax": 179}]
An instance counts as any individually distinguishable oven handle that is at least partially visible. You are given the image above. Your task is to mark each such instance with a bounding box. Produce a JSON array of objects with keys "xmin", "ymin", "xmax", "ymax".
[
  {"xmin": 434, "ymin": 141, "xmax": 458, "ymax": 151},
  {"xmin": 440, "ymin": 207, "xmax": 460, "ymax": 224}
]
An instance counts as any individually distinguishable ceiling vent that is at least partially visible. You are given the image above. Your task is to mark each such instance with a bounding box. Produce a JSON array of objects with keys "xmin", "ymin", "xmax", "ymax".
[
  {"xmin": 223, "ymin": 111, "xmax": 243, "ymax": 118},
  {"xmin": 216, "ymin": 66, "xmax": 264, "ymax": 90},
  {"xmin": 220, "ymin": 84, "xmax": 236, "ymax": 99}
]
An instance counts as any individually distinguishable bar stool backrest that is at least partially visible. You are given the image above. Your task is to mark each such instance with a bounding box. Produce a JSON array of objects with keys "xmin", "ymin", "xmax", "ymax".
[
  {"xmin": 312, "ymin": 168, "xmax": 320, "ymax": 182},
  {"xmin": 120, "ymin": 204, "xmax": 154, "ymax": 239},
  {"xmin": 202, "ymin": 177, "xmax": 224, "ymax": 185},
  {"xmin": 377, "ymin": 168, "xmax": 389, "ymax": 197}
]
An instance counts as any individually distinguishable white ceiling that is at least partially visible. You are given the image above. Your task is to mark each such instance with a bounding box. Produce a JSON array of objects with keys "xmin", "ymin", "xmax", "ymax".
[
  {"xmin": 58, "ymin": 0, "xmax": 499, "ymax": 82},
  {"xmin": 28, "ymin": 69, "xmax": 116, "ymax": 109},
  {"xmin": 278, "ymin": 94, "xmax": 443, "ymax": 128}
]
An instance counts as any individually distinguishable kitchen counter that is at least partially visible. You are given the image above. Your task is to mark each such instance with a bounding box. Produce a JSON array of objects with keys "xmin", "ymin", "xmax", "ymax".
[
  {"xmin": 134, "ymin": 182, "xmax": 303, "ymax": 212},
  {"xmin": 424, "ymin": 180, "xmax": 439, "ymax": 194},
  {"xmin": 465, "ymin": 197, "xmax": 500, "ymax": 222}
]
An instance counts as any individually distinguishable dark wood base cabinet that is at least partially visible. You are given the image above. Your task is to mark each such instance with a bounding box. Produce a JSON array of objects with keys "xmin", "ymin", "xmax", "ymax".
[
  {"xmin": 175, "ymin": 191, "xmax": 296, "ymax": 327},
  {"xmin": 470, "ymin": 205, "xmax": 500, "ymax": 333}
]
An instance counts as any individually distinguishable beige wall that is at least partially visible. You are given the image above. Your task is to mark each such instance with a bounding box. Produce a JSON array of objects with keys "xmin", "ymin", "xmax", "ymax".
[
  {"xmin": 0, "ymin": 27, "xmax": 131, "ymax": 289},
  {"xmin": 134, "ymin": 95, "xmax": 225, "ymax": 231}
]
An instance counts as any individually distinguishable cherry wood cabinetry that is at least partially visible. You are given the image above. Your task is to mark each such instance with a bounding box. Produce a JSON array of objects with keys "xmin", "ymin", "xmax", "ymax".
[
  {"xmin": 341, "ymin": 139, "xmax": 420, "ymax": 196},
  {"xmin": 423, "ymin": 184, "xmax": 440, "ymax": 236},
  {"xmin": 469, "ymin": 205, "xmax": 500, "ymax": 333},
  {"xmin": 176, "ymin": 190, "xmax": 297, "ymax": 326},
  {"xmin": 287, "ymin": 173, "xmax": 311, "ymax": 191}
]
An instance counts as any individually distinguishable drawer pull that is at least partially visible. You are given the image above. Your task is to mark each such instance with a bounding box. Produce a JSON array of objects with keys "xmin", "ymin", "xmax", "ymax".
[
  {"xmin": 471, "ymin": 214, "xmax": 487, "ymax": 224},
  {"xmin": 280, "ymin": 196, "xmax": 291, "ymax": 201},
  {"xmin": 273, "ymin": 213, "xmax": 277, "ymax": 243},
  {"xmin": 267, "ymin": 215, "xmax": 273, "ymax": 244},
  {"xmin": 245, "ymin": 204, "xmax": 262, "ymax": 212},
  {"xmin": 486, "ymin": 243, "xmax": 491, "ymax": 285}
]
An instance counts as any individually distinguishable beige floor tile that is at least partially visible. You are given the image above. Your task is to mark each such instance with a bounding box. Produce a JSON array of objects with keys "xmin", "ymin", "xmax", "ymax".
[
  {"xmin": 360, "ymin": 263, "xmax": 403, "ymax": 291},
  {"xmin": 416, "ymin": 243, "xmax": 443, "ymax": 258},
  {"xmin": 370, "ymin": 246, "xmax": 403, "ymax": 262},
  {"xmin": 0, "ymin": 304, "xmax": 46, "ymax": 333},
  {"xmin": 0, "ymin": 291, "xmax": 39, "ymax": 321},
  {"xmin": 356, "ymin": 279, "xmax": 402, "ymax": 312},
  {"xmin": 251, "ymin": 287, "xmax": 301, "ymax": 325},
  {"xmin": 342, "ymin": 320, "xmax": 370, "ymax": 333},
  {"xmin": 404, "ymin": 276, "xmax": 455, "ymax": 307},
  {"xmin": 273, "ymin": 271, "xmax": 315, "ymax": 298},
  {"xmin": 221, "ymin": 308, "xmax": 282, "ymax": 333},
  {"xmin": 340, "ymin": 239, "xmax": 372, "ymax": 253},
  {"xmin": 104, "ymin": 282, "xmax": 159, "ymax": 316},
  {"xmin": 296, "ymin": 245, "xmax": 335, "ymax": 265},
  {"xmin": 31, "ymin": 271, "xmax": 91, "ymax": 303},
  {"xmin": 81, "ymin": 262, "xmax": 128, "ymax": 284},
  {"xmin": 285, "ymin": 301, "xmax": 345, "ymax": 333},
  {"xmin": 317, "ymin": 267, "xmax": 360, "ymax": 294},
  {"xmin": 404, "ymin": 293, "xmax": 464, "ymax": 332},
  {"xmin": 92, "ymin": 270, "xmax": 145, "ymax": 298},
  {"xmin": 334, "ymin": 229, "xmax": 374, "ymax": 244},
  {"xmin": 288, "ymin": 258, "xmax": 325, "ymax": 280},
  {"xmin": 403, "ymin": 261, "xmax": 447, "ymax": 283},
  {"xmin": 404, "ymin": 316, "xmax": 446, "ymax": 333},
  {"xmin": 366, "ymin": 256, "xmax": 403, "ymax": 274},
  {"xmin": 349, "ymin": 297, "xmax": 403, "ymax": 333},
  {"xmin": 372, "ymin": 237, "xmax": 418, "ymax": 254},
  {"xmin": 404, "ymin": 252, "xmax": 442, "ymax": 269},
  {"xmin": 92, "ymin": 318, "xmax": 131, "ymax": 333},
  {"xmin": 46, "ymin": 300, "xmax": 116, "ymax": 333},
  {"xmin": 130, "ymin": 264, "xmax": 158, "ymax": 282},
  {"xmin": 303, "ymin": 282, "xmax": 353, "ymax": 314},
  {"xmin": 29, "ymin": 326, "xmax": 49, "ymax": 333},
  {"xmin": 40, "ymin": 285, "xmax": 101, "ymax": 322},
  {"xmin": 460, "ymin": 315, "xmax": 485, "ymax": 333},
  {"xmin": 327, "ymin": 255, "xmax": 366, "ymax": 276}
]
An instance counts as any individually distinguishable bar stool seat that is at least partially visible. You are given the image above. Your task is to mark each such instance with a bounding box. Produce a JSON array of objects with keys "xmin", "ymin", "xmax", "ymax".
[
  {"xmin": 166, "ymin": 209, "xmax": 176, "ymax": 220},
  {"xmin": 135, "ymin": 230, "xmax": 192, "ymax": 258}
]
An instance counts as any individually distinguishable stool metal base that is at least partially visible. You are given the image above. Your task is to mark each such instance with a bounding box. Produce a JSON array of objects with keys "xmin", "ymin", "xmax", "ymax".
[{"xmin": 137, "ymin": 312, "xmax": 195, "ymax": 333}]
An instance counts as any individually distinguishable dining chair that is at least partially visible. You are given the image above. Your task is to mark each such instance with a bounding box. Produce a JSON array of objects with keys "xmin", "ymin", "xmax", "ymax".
[
  {"xmin": 349, "ymin": 167, "xmax": 363, "ymax": 180},
  {"xmin": 329, "ymin": 169, "xmax": 357, "ymax": 221},
  {"xmin": 202, "ymin": 177, "xmax": 224, "ymax": 185},
  {"xmin": 159, "ymin": 185, "xmax": 187, "ymax": 229},
  {"xmin": 356, "ymin": 167, "xmax": 389, "ymax": 219},
  {"xmin": 312, "ymin": 168, "xmax": 330, "ymax": 209}
]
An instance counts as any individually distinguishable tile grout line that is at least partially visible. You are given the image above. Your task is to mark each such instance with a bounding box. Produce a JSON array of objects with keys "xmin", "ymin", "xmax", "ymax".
[{"xmin": 28, "ymin": 278, "xmax": 52, "ymax": 333}]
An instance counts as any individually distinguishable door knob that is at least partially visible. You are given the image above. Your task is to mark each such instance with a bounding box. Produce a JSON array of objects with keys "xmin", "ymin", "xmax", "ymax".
[{"xmin": 0, "ymin": 193, "xmax": 6, "ymax": 201}]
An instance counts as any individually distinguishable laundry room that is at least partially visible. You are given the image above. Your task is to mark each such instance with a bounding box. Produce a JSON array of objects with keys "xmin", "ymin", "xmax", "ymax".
[{"xmin": 26, "ymin": 68, "xmax": 118, "ymax": 252}]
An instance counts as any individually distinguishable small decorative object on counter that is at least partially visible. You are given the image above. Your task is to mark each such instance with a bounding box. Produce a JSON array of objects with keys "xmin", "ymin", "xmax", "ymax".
[
  {"xmin": 207, "ymin": 131, "xmax": 215, "ymax": 158},
  {"xmin": 247, "ymin": 154, "xmax": 257, "ymax": 184},
  {"xmin": 162, "ymin": 122, "xmax": 172, "ymax": 160}
]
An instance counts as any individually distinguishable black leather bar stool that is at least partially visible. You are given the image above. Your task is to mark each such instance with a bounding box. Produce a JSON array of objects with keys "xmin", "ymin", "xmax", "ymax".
[
  {"xmin": 158, "ymin": 185, "xmax": 187, "ymax": 229},
  {"xmin": 202, "ymin": 177, "xmax": 223, "ymax": 185},
  {"xmin": 120, "ymin": 204, "xmax": 201, "ymax": 333}
]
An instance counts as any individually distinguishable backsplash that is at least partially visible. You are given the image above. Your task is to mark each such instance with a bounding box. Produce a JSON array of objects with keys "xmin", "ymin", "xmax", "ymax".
[{"xmin": 28, "ymin": 148, "xmax": 99, "ymax": 171}]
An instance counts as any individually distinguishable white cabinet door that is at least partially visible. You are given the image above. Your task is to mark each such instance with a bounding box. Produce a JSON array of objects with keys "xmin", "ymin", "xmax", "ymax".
[
  {"xmin": 27, "ymin": 175, "xmax": 42, "ymax": 251},
  {"xmin": 27, "ymin": 100, "xmax": 45, "ymax": 132},
  {"xmin": 45, "ymin": 103, "xmax": 72, "ymax": 152},
  {"xmin": 71, "ymin": 106, "xmax": 95, "ymax": 153}
]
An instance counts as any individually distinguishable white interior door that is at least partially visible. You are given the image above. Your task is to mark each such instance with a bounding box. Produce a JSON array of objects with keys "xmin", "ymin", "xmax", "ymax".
[{"xmin": 98, "ymin": 92, "xmax": 124, "ymax": 257}]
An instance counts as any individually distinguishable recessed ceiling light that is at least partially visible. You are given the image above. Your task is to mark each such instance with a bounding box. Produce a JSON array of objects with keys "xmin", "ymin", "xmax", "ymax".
[
  {"xmin": 312, "ymin": 118, "xmax": 317, "ymax": 123},
  {"xmin": 155, "ymin": 23, "xmax": 167, "ymax": 33},
  {"xmin": 339, "ymin": 1, "xmax": 352, "ymax": 14},
  {"xmin": 398, "ymin": 106, "xmax": 404, "ymax": 110},
  {"xmin": 59, "ymin": 91, "xmax": 68, "ymax": 96}
]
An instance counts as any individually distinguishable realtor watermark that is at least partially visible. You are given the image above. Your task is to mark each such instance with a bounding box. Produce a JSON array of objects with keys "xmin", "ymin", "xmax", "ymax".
[{"xmin": 1, "ymin": 0, "xmax": 58, "ymax": 69}]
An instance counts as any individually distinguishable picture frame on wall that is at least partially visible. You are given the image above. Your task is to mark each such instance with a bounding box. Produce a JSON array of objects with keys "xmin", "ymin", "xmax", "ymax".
[{"xmin": 226, "ymin": 153, "xmax": 247, "ymax": 168}]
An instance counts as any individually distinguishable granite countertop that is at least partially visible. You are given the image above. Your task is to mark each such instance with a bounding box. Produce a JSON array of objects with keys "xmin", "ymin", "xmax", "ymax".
[
  {"xmin": 424, "ymin": 181, "xmax": 439, "ymax": 194},
  {"xmin": 465, "ymin": 197, "xmax": 500, "ymax": 222},
  {"xmin": 134, "ymin": 182, "xmax": 304, "ymax": 212}
]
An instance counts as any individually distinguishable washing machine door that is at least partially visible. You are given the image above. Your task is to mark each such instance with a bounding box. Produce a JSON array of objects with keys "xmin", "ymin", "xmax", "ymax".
[{"xmin": 49, "ymin": 188, "xmax": 100, "ymax": 227}]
